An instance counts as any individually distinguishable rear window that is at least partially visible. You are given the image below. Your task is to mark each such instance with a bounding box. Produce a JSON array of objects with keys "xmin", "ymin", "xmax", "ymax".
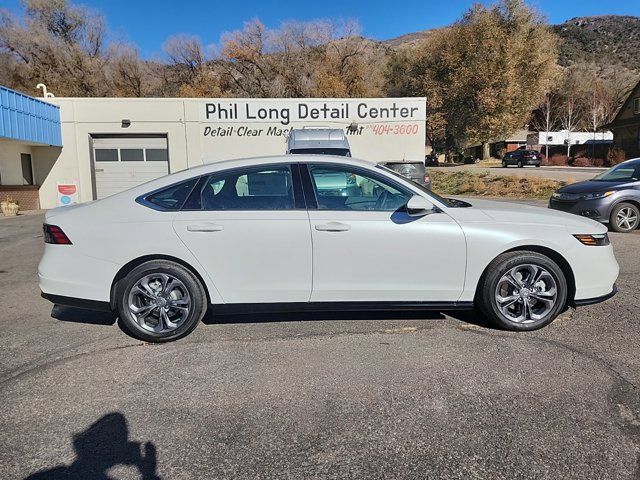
[{"xmin": 144, "ymin": 178, "xmax": 198, "ymax": 210}]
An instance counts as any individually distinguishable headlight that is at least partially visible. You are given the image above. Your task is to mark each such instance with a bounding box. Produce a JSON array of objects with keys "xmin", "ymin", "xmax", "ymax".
[
  {"xmin": 552, "ymin": 192, "xmax": 561, "ymax": 199},
  {"xmin": 573, "ymin": 233, "xmax": 610, "ymax": 246},
  {"xmin": 583, "ymin": 191, "xmax": 614, "ymax": 200}
]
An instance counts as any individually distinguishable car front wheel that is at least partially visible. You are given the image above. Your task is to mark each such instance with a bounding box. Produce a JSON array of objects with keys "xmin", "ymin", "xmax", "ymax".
[
  {"xmin": 610, "ymin": 202, "xmax": 639, "ymax": 233},
  {"xmin": 115, "ymin": 260, "xmax": 207, "ymax": 342},
  {"xmin": 477, "ymin": 251, "xmax": 567, "ymax": 331}
]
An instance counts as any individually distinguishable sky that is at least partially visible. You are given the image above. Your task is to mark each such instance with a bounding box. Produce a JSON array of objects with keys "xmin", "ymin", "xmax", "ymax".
[{"xmin": 2, "ymin": 0, "xmax": 639, "ymax": 58}]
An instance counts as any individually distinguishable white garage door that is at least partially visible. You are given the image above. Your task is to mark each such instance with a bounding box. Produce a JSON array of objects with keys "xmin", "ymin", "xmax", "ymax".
[{"xmin": 92, "ymin": 136, "xmax": 169, "ymax": 199}]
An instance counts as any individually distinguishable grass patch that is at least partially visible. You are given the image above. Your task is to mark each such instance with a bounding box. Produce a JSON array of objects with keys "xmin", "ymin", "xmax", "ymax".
[{"xmin": 429, "ymin": 170, "xmax": 568, "ymax": 199}]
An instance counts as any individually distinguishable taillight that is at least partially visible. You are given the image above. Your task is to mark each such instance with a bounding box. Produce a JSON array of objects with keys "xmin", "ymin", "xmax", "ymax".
[
  {"xmin": 424, "ymin": 174, "xmax": 431, "ymax": 183},
  {"xmin": 43, "ymin": 224, "xmax": 72, "ymax": 244}
]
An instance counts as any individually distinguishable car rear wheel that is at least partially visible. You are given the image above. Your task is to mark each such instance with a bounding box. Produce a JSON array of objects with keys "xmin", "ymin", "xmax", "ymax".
[
  {"xmin": 477, "ymin": 251, "xmax": 567, "ymax": 331},
  {"xmin": 115, "ymin": 260, "xmax": 207, "ymax": 342},
  {"xmin": 610, "ymin": 202, "xmax": 639, "ymax": 233}
]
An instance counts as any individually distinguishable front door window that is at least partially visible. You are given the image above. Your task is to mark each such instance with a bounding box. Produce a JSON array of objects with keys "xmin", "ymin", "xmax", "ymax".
[{"xmin": 308, "ymin": 165, "xmax": 411, "ymax": 212}]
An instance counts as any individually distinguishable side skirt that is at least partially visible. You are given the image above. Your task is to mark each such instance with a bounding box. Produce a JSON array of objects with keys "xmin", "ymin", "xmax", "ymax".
[{"xmin": 212, "ymin": 301, "xmax": 475, "ymax": 316}]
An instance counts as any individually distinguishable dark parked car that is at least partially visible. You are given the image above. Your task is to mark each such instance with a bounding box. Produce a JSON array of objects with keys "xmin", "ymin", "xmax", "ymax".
[
  {"xmin": 383, "ymin": 161, "xmax": 432, "ymax": 190},
  {"xmin": 549, "ymin": 158, "xmax": 640, "ymax": 233},
  {"xmin": 503, "ymin": 149, "xmax": 541, "ymax": 168},
  {"xmin": 425, "ymin": 154, "xmax": 440, "ymax": 167}
]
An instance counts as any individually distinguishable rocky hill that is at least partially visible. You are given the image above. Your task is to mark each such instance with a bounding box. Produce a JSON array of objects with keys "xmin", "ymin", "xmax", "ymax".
[{"xmin": 383, "ymin": 15, "xmax": 640, "ymax": 78}]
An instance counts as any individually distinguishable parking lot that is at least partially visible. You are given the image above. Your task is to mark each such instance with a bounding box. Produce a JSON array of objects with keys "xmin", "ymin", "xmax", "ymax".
[{"xmin": 1, "ymin": 210, "xmax": 639, "ymax": 479}]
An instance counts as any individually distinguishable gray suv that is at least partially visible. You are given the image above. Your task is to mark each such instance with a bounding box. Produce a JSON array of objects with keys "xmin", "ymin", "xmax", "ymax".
[{"xmin": 549, "ymin": 158, "xmax": 640, "ymax": 233}]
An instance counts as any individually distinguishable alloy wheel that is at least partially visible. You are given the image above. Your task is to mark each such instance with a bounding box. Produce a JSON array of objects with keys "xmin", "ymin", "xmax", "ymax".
[
  {"xmin": 616, "ymin": 207, "xmax": 638, "ymax": 231},
  {"xmin": 127, "ymin": 273, "xmax": 192, "ymax": 333},
  {"xmin": 494, "ymin": 264, "xmax": 557, "ymax": 324}
]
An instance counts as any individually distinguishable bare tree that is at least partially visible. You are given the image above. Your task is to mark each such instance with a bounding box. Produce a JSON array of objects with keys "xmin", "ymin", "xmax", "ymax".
[
  {"xmin": 560, "ymin": 94, "xmax": 581, "ymax": 157},
  {"xmin": 531, "ymin": 91, "xmax": 558, "ymax": 158}
]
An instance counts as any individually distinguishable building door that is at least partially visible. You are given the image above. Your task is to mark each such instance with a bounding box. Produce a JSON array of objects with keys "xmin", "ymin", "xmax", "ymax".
[
  {"xmin": 21, "ymin": 154, "xmax": 33, "ymax": 185},
  {"xmin": 92, "ymin": 135, "xmax": 169, "ymax": 199}
]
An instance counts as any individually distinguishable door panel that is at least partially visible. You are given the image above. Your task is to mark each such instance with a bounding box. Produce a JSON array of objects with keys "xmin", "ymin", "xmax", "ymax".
[
  {"xmin": 304, "ymin": 163, "xmax": 467, "ymax": 302},
  {"xmin": 174, "ymin": 210, "xmax": 312, "ymax": 303},
  {"xmin": 308, "ymin": 210, "xmax": 466, "ymax": 302},
  {"xmin": 172, "ymin": 164, "xmax": 312, "ymax": 304}
]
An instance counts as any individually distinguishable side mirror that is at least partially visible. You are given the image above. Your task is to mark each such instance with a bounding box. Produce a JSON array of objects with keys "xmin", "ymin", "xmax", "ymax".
[{"xmin": 406, "ymin": 194, "xmax": 435, "ymax": 217}]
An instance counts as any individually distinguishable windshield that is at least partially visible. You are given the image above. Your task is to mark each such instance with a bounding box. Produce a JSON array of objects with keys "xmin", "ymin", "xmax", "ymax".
[
  {"xmin": 290, "ymin": 148, "xmax": 351, "ymax": 157},
  {"xmin": 376, "ymin": 165, "xmax": 455, "ymax": 208},
  {"xmin": 592, "ymin": 162, "xmax": 640, "ymax": 182}
]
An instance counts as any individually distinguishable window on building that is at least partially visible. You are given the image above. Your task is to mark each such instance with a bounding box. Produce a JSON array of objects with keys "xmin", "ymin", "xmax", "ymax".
[
  {"xmin": 120, "ymin": 149, "xmax": 144, "ymax": 161},
  {"xmin": 21, "ymin": 153, "xmax": 34, "ymax": 185},
  {"xmin": 146, "ymin": 149, "xmax": 169, "ymax": 161},
  {"xmin": 634, "ymin": 98, "xmax": 640, "ymax": 115},
  {"xmin": 95, "ymin": 149, "xmax": 119, "ymax": 162}
]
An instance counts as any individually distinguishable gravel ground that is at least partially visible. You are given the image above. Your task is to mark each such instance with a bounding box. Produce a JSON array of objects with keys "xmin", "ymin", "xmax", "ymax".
[{"xmin": 0, "ymin": 209, "xmax": 638, "ymax": 480}]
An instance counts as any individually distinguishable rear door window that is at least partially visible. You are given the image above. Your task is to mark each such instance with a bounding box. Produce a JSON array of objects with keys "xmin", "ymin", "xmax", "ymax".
[{"xmin": 191, "ymin": 165, "xmax": 296, "ymax": 211}]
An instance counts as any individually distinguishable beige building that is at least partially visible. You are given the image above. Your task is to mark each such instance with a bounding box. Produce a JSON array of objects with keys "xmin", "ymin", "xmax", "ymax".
[{"xmin": 0, "ymin": 92, "xmax": 427, "ymax": 209}]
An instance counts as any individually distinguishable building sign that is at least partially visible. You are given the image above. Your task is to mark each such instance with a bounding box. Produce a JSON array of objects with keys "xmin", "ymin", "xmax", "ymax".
[
  {"xmin": 57, "ymin": 182, "xmax": 79, "ymax": 206},
  {"xmin": 201, "ymin": 99, "xmax": 426, "ymax": 125},
  {"xmin": 197, "ymin": 98, "xmax": 427, "ymax": 163}
]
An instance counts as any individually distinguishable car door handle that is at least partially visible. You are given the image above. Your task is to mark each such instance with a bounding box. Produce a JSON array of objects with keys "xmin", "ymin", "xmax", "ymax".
[
  {"xmin": 186, "ymin": 223, "xmax": 224, "ymax": 232},
  {"xmin": 315, "ymin": 222, "xmax": 351, "ymax": 232}
]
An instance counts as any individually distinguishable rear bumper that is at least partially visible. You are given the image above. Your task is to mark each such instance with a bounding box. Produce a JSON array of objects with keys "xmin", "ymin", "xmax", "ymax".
[
  {"xmin": 573, "ymin": 284, "xmax": 617, "ymax": 307},
  {"xmin": 41, "ymin": 292, "xmax": 112, "ymax": 312}
]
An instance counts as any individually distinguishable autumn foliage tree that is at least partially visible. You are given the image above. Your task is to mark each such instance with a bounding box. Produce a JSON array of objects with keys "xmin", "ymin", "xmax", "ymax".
[
  {"xmin": 217, "ymin": 19, "xmax": 385, "ymax": 98},
  {"xmin": 388, "ymin": 0, "xmax": 558, "ymax": 159}
]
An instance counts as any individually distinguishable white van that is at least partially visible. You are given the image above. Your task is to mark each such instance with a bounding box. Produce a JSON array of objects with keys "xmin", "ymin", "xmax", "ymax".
[{"xmin": 286, "ymin": 128, "xmax": 351, "ymax": 156}]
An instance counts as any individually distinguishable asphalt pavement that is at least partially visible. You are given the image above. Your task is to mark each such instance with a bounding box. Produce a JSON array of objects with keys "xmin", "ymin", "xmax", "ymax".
[{"xmin": 1, "ymin": 210, "xmax": 639, "ymax": 479}]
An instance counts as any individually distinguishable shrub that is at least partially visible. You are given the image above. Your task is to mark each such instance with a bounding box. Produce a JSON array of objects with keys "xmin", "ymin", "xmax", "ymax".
[
  {"xmin": 571, "ymin": 157, "xmax": 605, "ymax": 167},
  {"xmin": 606, "ymin": 146, "xmax": 626, "ymax": 166},
  {"xmin": 544, "ymin": 154, "xmax": 569, "ymax": 166}
]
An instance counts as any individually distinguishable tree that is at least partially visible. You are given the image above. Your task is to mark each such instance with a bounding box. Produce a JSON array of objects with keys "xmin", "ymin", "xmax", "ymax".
[
  {"xmin": 388, "ymin": 0, "xmax": 559, "ymax": 159},
  {"xmin": 530, "ymin": 91, "xmax": 559, "ymax": 158},
  {"xmin": 559, "ymin": 93, "xmax": 581, "ymax": 157},
  {"xmin": 0, "ymin": 0, "xmax": 111, "ymax": 96},
  {"xmin": 217, "ymin": 19, "xmax": 385, "ymax": 98}
]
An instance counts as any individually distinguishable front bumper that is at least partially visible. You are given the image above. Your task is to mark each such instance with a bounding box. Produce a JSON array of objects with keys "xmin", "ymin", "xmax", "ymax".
[
  {"xmin": 573, "ymin": 284, "xmax": 617, "ymax": 307},
  {"xmin": 549, "ymin": 197, "xmax": 615, "ymax": 223}
]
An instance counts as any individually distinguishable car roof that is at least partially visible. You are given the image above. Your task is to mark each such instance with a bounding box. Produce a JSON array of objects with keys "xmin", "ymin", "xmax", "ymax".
[{"xmin": 195, "ymin": 154, "xmax": 375, "ymax": 174}]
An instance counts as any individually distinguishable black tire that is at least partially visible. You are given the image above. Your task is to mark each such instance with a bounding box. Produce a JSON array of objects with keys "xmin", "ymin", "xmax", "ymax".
[
  {"xmin": 535, "ymin": 164, "xmax": 541, "ymax": 167},
  {"xmin": 609, "ymin": 202, "xmax": 640, "ymax": 233},
  {"xmin": 517, "ymin": 160, "xmax": 523, "ymax": 168},
  {"xmin": 115, "ymin": 260, "xmax": 207, "ymax": 342},
  {"xmin": 476, "ymin": 251, "xmax": 568, "ymax": 331}
]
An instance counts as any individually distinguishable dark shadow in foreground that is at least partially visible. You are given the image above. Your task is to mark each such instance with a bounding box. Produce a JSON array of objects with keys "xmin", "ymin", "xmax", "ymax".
[
  {"xmin": 203, "ymin": 307, "xmax": 497, "ymax": 329},
  {"xmin": 25, "ymin": 412, "xmax": 160, "ymax": 480},
  {"xmin": 51, "ymin": 302, "xmax": 497, "ymax": 332}
]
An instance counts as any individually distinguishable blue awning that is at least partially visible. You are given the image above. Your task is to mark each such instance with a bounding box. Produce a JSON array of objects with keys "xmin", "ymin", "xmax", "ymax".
[{"xmin": 0, "ymin": 86, "xmax": 62, "ymax": 147}]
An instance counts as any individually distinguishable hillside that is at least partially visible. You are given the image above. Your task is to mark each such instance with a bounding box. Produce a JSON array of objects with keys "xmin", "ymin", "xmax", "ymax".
[
  {"xmin": 554, "ymin": 15, "xmax": 640, "ymax": 71},
  {"xmin": 383, "ymin": 15, "xmax": 640, "ymax": 78}
]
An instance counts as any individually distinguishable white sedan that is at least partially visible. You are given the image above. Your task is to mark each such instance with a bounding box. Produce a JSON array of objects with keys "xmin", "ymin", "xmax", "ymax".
[{"xmin": 39, "ymin": 156, "xmax": 619, "ymax": 342}]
